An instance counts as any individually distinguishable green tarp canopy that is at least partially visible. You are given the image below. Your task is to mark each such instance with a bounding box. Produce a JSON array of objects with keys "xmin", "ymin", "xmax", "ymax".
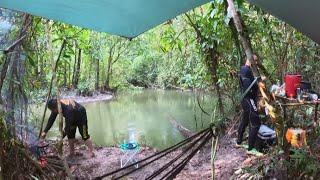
[
  {"xmin": 248, "ymin": 0, "xmax": 320, "ymax": 44},
  {"xmin": 0, "ymin": 0, "xmax": 211, "ymax": 39}
]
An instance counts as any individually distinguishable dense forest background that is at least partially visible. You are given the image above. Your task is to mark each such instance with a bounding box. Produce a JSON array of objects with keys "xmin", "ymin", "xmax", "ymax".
[
  {"xmin": 1, "ymin": 1, "xmax": 320, "ymax": 109},
  {"xmin": 1, "ymin": 0, "xmax": 320, "ymax": 179}
]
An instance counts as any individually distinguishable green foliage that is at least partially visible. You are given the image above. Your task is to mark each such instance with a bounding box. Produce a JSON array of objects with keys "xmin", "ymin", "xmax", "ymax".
[
  {"xmin": 284, "ymin": 148, "xmax": 320, "ymax": 178},
  {"xmin": 77, "ymin": 81, "xmax": 94, "ymax": 96},
  {"xmin": 127, "ymin": 56, "xmax": 160, "ymax": 87}
]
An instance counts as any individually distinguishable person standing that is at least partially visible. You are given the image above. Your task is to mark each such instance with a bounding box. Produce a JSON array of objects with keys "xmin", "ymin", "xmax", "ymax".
[
  {"xmin": 41, "ymin": 99, "xmax": 95, "ymax": 158},
  {"xmin": 236, "ymin": 55, "xmax": 262, "ymax": 155}
]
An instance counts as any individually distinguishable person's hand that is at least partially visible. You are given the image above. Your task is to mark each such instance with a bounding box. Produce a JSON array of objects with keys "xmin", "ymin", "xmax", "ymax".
[
  {"xmin": 40, "ymin": 132, "xmax": 47, "ymax": 139},
  {"xmin": 258, "ymin": 82, "xmax": 266, "ymax": 89}
]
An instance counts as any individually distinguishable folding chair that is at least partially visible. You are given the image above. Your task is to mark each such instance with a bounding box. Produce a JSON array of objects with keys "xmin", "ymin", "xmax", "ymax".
[{"xmin": 120, "ymin": 142, "xmax": 139, "ymax": 168}]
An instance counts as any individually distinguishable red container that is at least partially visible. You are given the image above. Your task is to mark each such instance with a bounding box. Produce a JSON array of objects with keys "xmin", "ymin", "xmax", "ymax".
[{"xmin": 285, "ymin": 74, "xmax": 302, "ymax": 98}]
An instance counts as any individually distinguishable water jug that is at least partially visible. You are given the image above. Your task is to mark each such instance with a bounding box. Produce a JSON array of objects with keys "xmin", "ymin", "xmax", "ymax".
[{"xmin": 285, "ymin": 74, "xmax": 302, "ymax": 98}]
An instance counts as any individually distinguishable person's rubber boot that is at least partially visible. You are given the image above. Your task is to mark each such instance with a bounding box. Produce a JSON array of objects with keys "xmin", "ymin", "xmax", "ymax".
[
  {"xmin": 246, "ymin": 148, "xmax": 263, "ymax": 157},
  {"xmin": 235, "ymin": 143, "xmax": 249, "ymax": 149}
]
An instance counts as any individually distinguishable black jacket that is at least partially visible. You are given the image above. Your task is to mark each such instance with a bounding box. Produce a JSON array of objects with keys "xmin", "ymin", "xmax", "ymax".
[
  {"xmin": 239, "ymin": 65, "xmax": 258, "ymax": 98},
  {"xmin": 43, "ymin": 99, "xmax": 85, "ymax": 133}
]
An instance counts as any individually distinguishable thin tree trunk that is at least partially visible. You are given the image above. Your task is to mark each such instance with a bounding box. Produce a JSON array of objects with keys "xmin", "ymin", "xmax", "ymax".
[
  {"xmin": 6, "ymin": 54, "xmax": 17, "ymax": 139},
  {"xmin": 105, "ymin": 56, "xmax": 112, "ymax": 89},
  {"xmin": 95, "ymin": 58, "xmax": 99, "ymax": 90},
  {"xmin": 208, "ymin": 48, "xmax": 224, "ymax": 114},
  {"xmin": 38, "ymin": 40, "xmax": 66, "ymax": 137},
  {"xmin": 34, "ymin": 55, "xmax": 39, "ymax": 78},
  {"xmin": 0, "ymin": 55, "xmax": 10, "ymax": 104},
  {"xmin": 226, "ymin": 0, "xmax": 259, "ymax": 77},
  {"xmin": 45, "ymin": 21, "xmax": 74, "ymax": 180},
  {"xmin": 211, "ymin": 135, "xmax": 219, "ymax": 180},
  {"xmin": 229, "ymin": 20, "xmax": 243, "ymax": 68},
  {"xmin": 14, "ymin": 56, "xmax": 28, "ymax": 143},
  {"xmin": 0, "ymin": 111, "xmax": 5, "ymax": 180},
  {"xmin": 0, "ymin": 153, "xmax": 3, "ymax": 180},
  {"xmin": 68, "ymin": 60, "xmax": 71, "ymax": 88},
  {"xmin": 105, "ymin": 45, "xmax": 116, "ymax": 89},
  {"xmin": 63, "ymin": 60, "xmax": 67, "ymax": 87},
  {"xmin": 40, "ymin": 56, "xmax": 44, "ymax": 81},
  {"xmin": 280, "ymin": 29, "xmax": 293, "ymax": 82},
  {"xmin": 72, "ymin": 48, "xmax": 77, "ymax": 88},
  {"xmin": 74, "ymin": 49, "xmax": 81, "ymax": 88}
]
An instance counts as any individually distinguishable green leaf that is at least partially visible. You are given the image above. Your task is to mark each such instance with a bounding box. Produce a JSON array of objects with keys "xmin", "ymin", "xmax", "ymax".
[
  {"xmin": 27, "ymin": 54, "xmax": 35, "ymax": 67},
  {"xmin": 63, "ymin": 54, "xmax": 71, "ymax": 58},
  {"xmin": 52, "ymin": 37, "xmax": 62, "ymax": 43},
  {"xmin": 306, "ymin": 107, "xmax": 313, "ymax": 116}
]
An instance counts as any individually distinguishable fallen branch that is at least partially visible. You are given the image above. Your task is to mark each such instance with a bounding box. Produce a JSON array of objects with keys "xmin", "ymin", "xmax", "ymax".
[
  {"xmin": 20, "ymin": 149, "xmax": 53, "ymax": 180},
  {"xmin": 45, "ymin": 163, "xmax": 58, "ymax": 175},
  {"xmin": 48, "ymin": 163, "xmax": 64, "ymax": 171},
  {"xmin": 2, "ymin": 35, "xmax": 27, "ymax": 54},
  {"xmin": 168, "ymin": 114, "xmax": 194, "ymax": 138}
]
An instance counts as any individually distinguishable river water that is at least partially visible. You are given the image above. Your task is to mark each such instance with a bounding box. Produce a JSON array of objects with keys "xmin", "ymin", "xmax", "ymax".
[{"xmin": 40, "ymin": 90, "xmax": 217, "ymax": 149}]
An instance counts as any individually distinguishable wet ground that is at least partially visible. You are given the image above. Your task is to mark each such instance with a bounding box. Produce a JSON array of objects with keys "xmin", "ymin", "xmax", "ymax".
[{"xmin": 43, "ymin": 137, "xmax": 248, "ymax": 180}]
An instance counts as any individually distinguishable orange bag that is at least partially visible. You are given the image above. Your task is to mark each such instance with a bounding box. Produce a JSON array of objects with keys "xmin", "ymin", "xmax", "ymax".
[{"xmin": 285, "ymin": 128, "xmax": 307, "ymax": 148}]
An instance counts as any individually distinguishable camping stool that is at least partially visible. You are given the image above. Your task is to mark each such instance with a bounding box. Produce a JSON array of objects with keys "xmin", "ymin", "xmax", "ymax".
[{"xmin": 120, "ymin": 142, "xmax": 139, "ymax": 168}]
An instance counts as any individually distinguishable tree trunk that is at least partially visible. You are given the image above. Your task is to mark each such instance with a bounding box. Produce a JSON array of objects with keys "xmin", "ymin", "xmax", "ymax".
[
  {"xmin": 105, "ymin": 46, "xmax": 114, "ymax": 89},
  {"xmin": 105, "ymin": 56, "xmax": 112, "ymax": 89},
  {"xmin": 14, "ymin": 49, "xmax": 28, "ymax": 143},
  {"xmin": 68, "ymin": 59, "xmax": 71, "ymax": 88},
  {"xmin": 0, "ymin": 148, "xmax": 3, "ymax": 180},
  {"xmin": 226, "ymin": 0, "xmax": 259, "ymax": 77},
  {"xmin": 72, "ymin": 48, "xmax": 77, "ymax": 88},
  {"xmin": 95, "ymin": 58, "xmax": 99, "ymax": 90},
  {"xmin": 45, "ymin": 21, "xmax": 74, "ymax": 180},
  {"xmin": 279, "ymin": 29, "xmax": 293, "ymax": 82},
  {"xmin": 0, "ymin": 110, "xmax": 5, "ymax": 180},
  {"xmin": 207, "ymin": 47, "xmax": 224, "ymax": 114},
  {"xmin": 34, "ymin": 55, "xmax": 39, "ymax": 78},
  {"xmin": 6, "ymin": 54, "xmax": 17, "ymax": 139},
  {"xmin": 0, "ymin": 55, "xmax": 10, "ymax": 104},
  {"xmin": 40, "ymin": 56, "xmax": 44, "ymax": 81},
  {"xmin": 38, "ymin": 40, "xmax": 66, "ymax": 137},
  {"xmin": 74, "ymin": 49, "xmax": 81, "ymax": 88},
  {"xmin": 229, "ymin": 20, "xmax": 243, "ymax": 68},
  {"xmin": 63, "ymin": 60, "xmax": 67, "ymax": 87}
]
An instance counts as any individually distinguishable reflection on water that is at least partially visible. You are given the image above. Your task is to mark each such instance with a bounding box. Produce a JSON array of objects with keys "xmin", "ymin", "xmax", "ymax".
[{"xmin": 40, "ymin": 90, "xmax": 216, "ymax": 149}]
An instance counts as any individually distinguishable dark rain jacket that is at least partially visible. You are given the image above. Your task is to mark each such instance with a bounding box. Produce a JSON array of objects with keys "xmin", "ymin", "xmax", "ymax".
[
  {"xmin": 43, "ymin": 100, "xmax": 86, "ymax": 133},
  {"xmin": 239, "ymin": 65, "xmax": 258, "ymax": 99}
]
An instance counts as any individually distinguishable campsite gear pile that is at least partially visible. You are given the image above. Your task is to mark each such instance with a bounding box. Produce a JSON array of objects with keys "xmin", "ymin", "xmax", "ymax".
[{"xmin": 270, "ymin": 74, "xmax": 319, "ymax": 101}]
